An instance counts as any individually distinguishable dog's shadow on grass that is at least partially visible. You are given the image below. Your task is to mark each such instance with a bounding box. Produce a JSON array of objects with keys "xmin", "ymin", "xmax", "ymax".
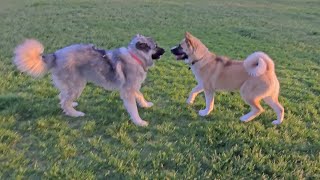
[
  {"xmin": 0, "ymin": 90, "xmax": 180, "ymax": 130},
  {"xmin": 0, "ymin": 89, "xmax": 282, "ymax": 132},
  {"xmin": 0, "ymin": 90, "xmax": 127, "ymax": 122},
  {"xmin": 0, "ymin": 93, "xmax": 61, "ymax": 121}
]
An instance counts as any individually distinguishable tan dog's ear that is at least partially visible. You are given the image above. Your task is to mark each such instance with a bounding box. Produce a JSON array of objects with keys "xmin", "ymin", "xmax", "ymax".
[
  {"xmin": 185, "ymin": 31, "xmax": 192, "ymax": 38},
  {"xmin": 185, "ymin": 32, "xmax": 209, "ymax": 59},
  {"xmin": 185, "ymin": 32, "xmax": 196, "ymax": 48}
]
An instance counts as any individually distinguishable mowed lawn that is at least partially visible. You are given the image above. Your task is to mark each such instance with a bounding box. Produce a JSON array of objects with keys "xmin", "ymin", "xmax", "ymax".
[{"xmin": 0, "ymin": 0, "xmax": 320, "ymax": 179}]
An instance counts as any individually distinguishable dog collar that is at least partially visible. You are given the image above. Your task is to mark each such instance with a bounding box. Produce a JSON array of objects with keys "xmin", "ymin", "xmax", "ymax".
[
  {"xmin": 188, "ymin": 59, "xmax": 200, "ymax": 70},
  {"xmin": 191, "ymin": 59, "xmax": 200, "ymax": 65},
  {"xmin": 187, "ymin": 53, "xmax": 209, "ymax": 70},
  {"xmin": 129, "ymin": 51, "xmax": 147, "ymax": 71}
]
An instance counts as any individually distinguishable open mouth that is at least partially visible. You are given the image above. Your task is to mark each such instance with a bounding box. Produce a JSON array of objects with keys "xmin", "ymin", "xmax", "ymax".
[
  {"xmin": 174, "ymin": 54, "xmax": 188, "ymax": 60},
  {"xmin": 152, "ymin": 47, "xmax": 165, "ymax": 60},
  {"xmin": 152, "ymin": 54, "xmax": 162, "ymax": 60},
  {"xmin": 171, "ymin": 45, "xmax": 188, "ymax": 60}
]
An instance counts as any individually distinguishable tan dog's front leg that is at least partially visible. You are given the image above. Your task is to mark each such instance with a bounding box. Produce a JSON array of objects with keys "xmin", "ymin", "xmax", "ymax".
[
  {"xmin": 121, "ymin": 90, "xmax": 148, "ymax": 126},
  {"xmin": 135, "ymin": 90, "xmax": 153, "ymax": 108},
  {"xmin": 198, "ymin": 90, "xmax": 214, "ymax": 116},
  {"xmin": 187, "ymin": 84, "xmax": 203, "ymax": 104}
]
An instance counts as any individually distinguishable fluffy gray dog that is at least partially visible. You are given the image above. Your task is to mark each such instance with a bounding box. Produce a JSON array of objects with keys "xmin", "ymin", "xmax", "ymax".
[{"xmin": 13, "ymin": 34, "xmax": 165, "ymax": 126}]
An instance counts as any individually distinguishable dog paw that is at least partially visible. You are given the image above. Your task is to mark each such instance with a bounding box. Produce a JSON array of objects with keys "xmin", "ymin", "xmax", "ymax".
[
  {"xmin": 72, "ymin": 102, "xmax": 78, "ymax": 107},
  {"xmin": 240, "ymin": 115, "xmax": 249, "ymax": 122},
  {"xmin": 66, "ymin": 111, "xmax": 85, "ymax": 117},
  {"xmin": 186, "ymin": 98, "xmax": 194, "ymax": 105},
  {"xmin": 139, "ymin": 102, "xmax": 153, "ymax": 108},
  {"xmin": 134, "ymin": 120, "xmax": 149, "ymax": 127},
  {"xmin": 198, "ymin": 109, "xmax": 209, "ymax": 116},
  {"xmin": 272, "ymin": 120, "xmax": 282, "ymax": 125},
  {"xmin": 144, "ymin": 102, "xmax": 154, "ymax": 108},
  {"xmin": 240, "ymin": 112, "xmax": 255, "ymax": 122}
]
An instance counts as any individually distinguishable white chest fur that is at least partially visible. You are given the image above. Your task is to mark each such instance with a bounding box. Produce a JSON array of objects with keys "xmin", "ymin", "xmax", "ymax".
[{"xmin": 186, "ymin": 58, "xmax": 203, "ymax": 85}]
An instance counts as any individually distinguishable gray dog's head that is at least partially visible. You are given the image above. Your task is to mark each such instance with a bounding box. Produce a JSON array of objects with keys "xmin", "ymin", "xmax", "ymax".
[{"xmin": 128, "ymin": 34, "xmax": 165, "ymax": 66}]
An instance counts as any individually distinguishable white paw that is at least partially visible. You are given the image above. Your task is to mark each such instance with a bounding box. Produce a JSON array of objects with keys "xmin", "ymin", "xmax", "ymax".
[
  {"xmin": 140, "ymin": 101, "xmax": 153, "ymax": 108},
  {"xmin": 186, "ymin": 98, "xmax": 194, "ymax": 105},
  {"xmin": 240, "ymin": 112, "xmax": 255, "ymax": 122},
  {"xmin": 134, "ymin": 120, "xmax": 149, "ymax": 127},
  {"xmin": 72, "ymin": 102, "xmax": 78, "ymax": 107},
  {"xmin": 240, "ymin": 115, "xmax": 249, "ymax": 122},
  {"xmin": 272, "ymin": 120, "xmax": 282, "ymax": 125},
  {"xmin": 66, "ymin": 111, "xmax": 85, "ymax": 117},
  {"xmin": 145, "ymin": 102, "xmax": 154, "ymax": 108},
  {"xmin": 198, "ymin": 109, "xmax": 209, "ymax": 117}
]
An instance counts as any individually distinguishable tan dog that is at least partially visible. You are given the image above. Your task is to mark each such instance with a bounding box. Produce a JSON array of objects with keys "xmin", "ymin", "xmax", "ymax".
[{"xmin": 171, "ymin": 32, "xmax": 284, "ymax": 124}]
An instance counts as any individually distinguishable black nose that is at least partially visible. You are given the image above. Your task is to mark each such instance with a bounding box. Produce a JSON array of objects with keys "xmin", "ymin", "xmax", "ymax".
[{"xmin": 159, "ymin": 48, "xmax": 165, "ymax": 55}]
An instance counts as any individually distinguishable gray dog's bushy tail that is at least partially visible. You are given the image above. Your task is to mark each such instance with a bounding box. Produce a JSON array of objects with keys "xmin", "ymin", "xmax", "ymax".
[
  {"xmin": 14, "ymin": 39, "xmax": 55, "ymax": 78},
  {"xmin": 243, "ymin": 51, "xmax": 275, "ymax": 77}
]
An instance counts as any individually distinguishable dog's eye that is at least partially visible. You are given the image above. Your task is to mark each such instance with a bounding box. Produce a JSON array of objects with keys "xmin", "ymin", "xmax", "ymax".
[{"xmin": 136, "ymin": 42, "xmax": 151, "ymax": 51}]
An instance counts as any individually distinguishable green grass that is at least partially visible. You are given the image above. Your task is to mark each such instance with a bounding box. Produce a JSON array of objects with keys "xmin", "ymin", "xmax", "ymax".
[{"xmin": 0, "ymin": 0, "xmax": 320, "ymax": 179}]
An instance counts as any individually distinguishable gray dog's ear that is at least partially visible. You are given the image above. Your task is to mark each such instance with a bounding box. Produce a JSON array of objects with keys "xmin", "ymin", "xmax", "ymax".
[{"xmin": 136, "ymin": 41, "xmax": 150, "ymax": 52}]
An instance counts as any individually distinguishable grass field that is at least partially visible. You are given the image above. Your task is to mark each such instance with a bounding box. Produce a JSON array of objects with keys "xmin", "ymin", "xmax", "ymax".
[{"xmin": 0, "ymin": 0, "xmax": 320, "ymax": 179}]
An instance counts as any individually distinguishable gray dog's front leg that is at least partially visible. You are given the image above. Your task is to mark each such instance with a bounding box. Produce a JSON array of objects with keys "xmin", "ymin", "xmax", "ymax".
[{"xmin": 121, "ymin": 90, "xmax": 149, "ymax": 126}]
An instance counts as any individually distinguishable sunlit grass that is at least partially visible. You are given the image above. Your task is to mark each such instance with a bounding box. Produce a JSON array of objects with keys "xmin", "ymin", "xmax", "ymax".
[{"xmin": 0, "ymin": 0, "xmax": 319, "ymax": 179}]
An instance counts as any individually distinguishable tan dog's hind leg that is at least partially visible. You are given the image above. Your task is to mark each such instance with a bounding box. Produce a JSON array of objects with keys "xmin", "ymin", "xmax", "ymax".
[
  {"xmin": 135, "ymin": 90, "xmax": 153, "ymax": 108},
  {"xmin": 121, "ymin": 89, "xmax": 148, "ymax": 126},
  {"xmin": 240, "ymin": 98, "xmax": 264, "ymax": 122},
  {"xmin": 187, "ymin": 84, "xmax": 203, "ymax": 105},
  {"xmin": 264, "ymin": 96, "xmax": 284, "ymax": 125},
  {"xmin": 198, "ymin": 90, "xmax": 214, "ymax": 116}
]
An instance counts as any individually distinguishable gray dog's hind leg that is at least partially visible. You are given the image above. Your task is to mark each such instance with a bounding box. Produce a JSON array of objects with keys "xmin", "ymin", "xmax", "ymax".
[{"xmin": 53, "ymin": 75, "xmax": 86, "ymax": 117}]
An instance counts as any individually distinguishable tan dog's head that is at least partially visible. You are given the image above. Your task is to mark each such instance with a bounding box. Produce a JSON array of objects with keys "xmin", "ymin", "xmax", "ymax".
[{"xmin": 171, "ymin": 32, "xmax": 209, "ymax": 61}]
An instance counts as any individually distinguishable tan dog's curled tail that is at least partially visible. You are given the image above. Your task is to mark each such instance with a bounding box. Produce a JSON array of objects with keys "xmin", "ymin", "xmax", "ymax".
[
  {"xmin": 14, "ymin": 39, "xmax": 54, "ymax": 78},
  {"xmin": 243, "ymin": 51, "xmax": 275, "ymax": 77}
]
